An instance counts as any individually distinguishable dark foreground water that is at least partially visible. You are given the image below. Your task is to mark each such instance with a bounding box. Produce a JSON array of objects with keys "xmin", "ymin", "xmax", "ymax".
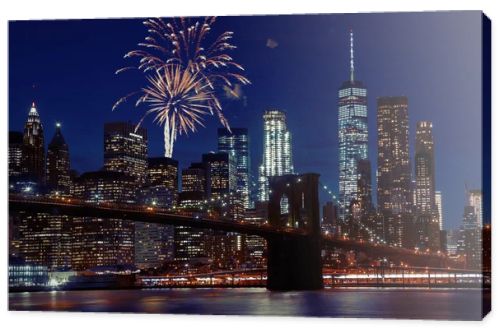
[{"xmin": 9, "ymin": 288, "xmax": 488, "ymax": 320}]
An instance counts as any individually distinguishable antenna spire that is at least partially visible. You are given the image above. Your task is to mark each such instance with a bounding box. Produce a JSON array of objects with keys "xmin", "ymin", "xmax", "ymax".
[{"xmin": 350, "ymin": 29, "xmax": 355, "ymax": 82}]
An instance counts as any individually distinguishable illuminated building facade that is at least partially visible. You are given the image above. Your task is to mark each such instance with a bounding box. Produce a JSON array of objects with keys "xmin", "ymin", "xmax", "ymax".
[
  {"xmin": 46, "ymin": 123, "xmax": 71, "ymax": 194},
  {"xmin": 69, "ymin": 216, "xmax": 135, "ymax": 271},
  {"xmin": 457, "ymin": 205, "xmax": 481, "ymax": 269},
  {"xmin": 415, "ymin": 121, "xmax": 436, "ymax": 213},
  {"xmin": 70, "ymin": 171, "xmax": 136, "ymax": 270},
  {"xmin": 414, "ymin": 121, "xmax": 440, "ymax": 251},
  {"xmin": 376, "ymin": 96, "xmax": 412, "ymax": 247},
  {"xmin": 258, "ymin": 110, "xmax": 293, "ymax": 202},
  {"xmin": 179, "ymin": 162, "xmax": 208, "ymax": 207},
  {"xmin": 468, "ymin": 189, "xmax": 483, "ymax": 226},
  {"xmin": 9, "ymin": 257, "xmax": 48, "ymax": 288},
  {"xmin": 435, "ymin": 191, "xmax": 443, "ymax": 230},
  {"xmin": 176, "ymin": 163, "xmax": 209, "ymax": 262},
  {"xmin": 338, "ymin": 31, "xmax": 368, "ymax": 219},
  {"xmin": 202, "ymin": 152, "xmax": 237, "ymax": 196},
  {"xmin": 104, "ymin": 122, "xmax": 148, "ymax": 186},
  {"xmin": 174, "ymin": 227, "xmax": 207, "ymax": 262},
  {"xmin": 203, "ymin": 152, "xmax": 243, "ymax": 268},
  {"xmin": 72, "ymin": 171, "xmax": 136, "ymax": 204},
  {"xmin": 446, "ymin": 229, "xmax": 461, "ymax": 256},
  {"xmin": 21, "ymin": 102, "xmax": 45, "ymax": 184},
  {"xmin": 135, "ymin": 222, "xmax": 174, "ymax": 270},
  {"xmin": 218, "ymin": 128, "xmax": 251, "ymax": 208},
  {"xmin": 9, "ymin": 131, "xmax": 23, "ymax": 178},
  {"xmin": 15, "ymin": 213, "xmax": 72, "ymax": 270},
  {"xmin": 144, "ymin": 157, "xmax": 179, "ymax": 207},
  {"xmin": 242, "ymin": 204, "xmax": 268, "ymax": 268},
  {"xmin": 147, "ymin": 157, "xmax": 178, "ymax": 189},
  {"xmin": 135, "ymin": 157, "xmax": 178, "ymax": 269},
  {"xmin": 139, "ymin": 186, "xmax": 176, "ymax": 209}
]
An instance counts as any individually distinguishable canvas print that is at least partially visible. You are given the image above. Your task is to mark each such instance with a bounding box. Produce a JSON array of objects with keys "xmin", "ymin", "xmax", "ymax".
[{"xmin": 8, "ymin": 11, "xmax": 491, "ymax": 320}]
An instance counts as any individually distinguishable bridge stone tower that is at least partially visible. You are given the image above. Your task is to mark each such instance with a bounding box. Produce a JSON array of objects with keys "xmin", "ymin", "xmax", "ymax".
[{"xmin": 266, "ymin": 173, "xmax": 323, "ymax": 290}]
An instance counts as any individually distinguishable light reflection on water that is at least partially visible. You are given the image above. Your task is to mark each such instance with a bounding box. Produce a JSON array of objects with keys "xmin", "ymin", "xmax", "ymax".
[{"xmin": 9, "ymin": 288, "xmax": 486, "ymax": 320}]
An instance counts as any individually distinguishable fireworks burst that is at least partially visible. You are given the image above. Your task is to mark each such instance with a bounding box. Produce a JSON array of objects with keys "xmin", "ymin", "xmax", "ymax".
[
  {"xmin": 115, "ymin": 16, "xmax": 250, "ymax": 157},
  {"xmin": 114, "ymin": 64, "xmax": 217, "ymax": 158}
]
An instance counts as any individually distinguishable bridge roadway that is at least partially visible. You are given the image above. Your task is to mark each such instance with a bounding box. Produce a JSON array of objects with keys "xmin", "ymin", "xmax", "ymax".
[
  {"xmin": 9, "ymin": 196, "xmax": 453, "ymax": 267},
  {"xmin": 9, "ymin": 195, "xmax": 307, "ymax": 239}
]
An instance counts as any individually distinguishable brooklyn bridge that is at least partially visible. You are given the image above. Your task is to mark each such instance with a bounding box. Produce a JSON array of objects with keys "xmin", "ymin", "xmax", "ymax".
[{"xmin": 9, "ymin": 173, "xmax": 459, "ymax": 291}]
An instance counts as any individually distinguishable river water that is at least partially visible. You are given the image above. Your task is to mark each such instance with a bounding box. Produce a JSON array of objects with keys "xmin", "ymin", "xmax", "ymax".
[{"xmin": 9, "ymin": 288, "xmax": 488, "ymax": 320}]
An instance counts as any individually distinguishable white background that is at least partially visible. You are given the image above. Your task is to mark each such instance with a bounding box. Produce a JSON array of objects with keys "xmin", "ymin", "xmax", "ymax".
[{"xmin": 0, "ymin": 0, "xmax": 498, "ymax": 333}]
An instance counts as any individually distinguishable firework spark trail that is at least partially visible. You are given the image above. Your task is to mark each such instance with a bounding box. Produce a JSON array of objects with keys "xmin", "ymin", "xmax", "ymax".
[{"xmin": 115, "ymin": 16, "xmax": 250, "ymax": 158}]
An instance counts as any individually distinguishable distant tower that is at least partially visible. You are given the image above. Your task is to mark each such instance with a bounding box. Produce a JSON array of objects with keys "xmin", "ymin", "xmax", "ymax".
[
  {"xmin": 218, "ymin": 128, "xmax": 252, "ymax": 208},
  {"xmin": 414, "ymin": 121, "xmax": 440, "ymax": 251},
  {"xmin": 376, "ymin": 96, "xmax": 412, "ymax": 247},
  {"xmin": 21, "ymin": 102, "xmax": 45, "ymax": 184},
  {"xmin": 338, "ymin": 30, "xmax": 368, "ymax": 219},
  {"xmin": 258, "ymin": 110, "xmax": 294, "ymax": 202},
  {"xmin": 435, "ymin": 191, "xmax": 443, "ymax": 230},
  {"xmin": 467, "ymin": 189, "xmax": 482, "ymax": 226},
  {"xmin": 415, "ymin": 121, "xmax": 436, "ymax": 213},
  {"xmin": 103, "ymin": 122, "xmax": 148, "ymax": 186},
  {"xmin": 46, "ymin": 123, "xmax": 71, "ymax": 194},
  {"xmin": 457, "ymin": 205, "xmax": 481, "ymax": 269}
]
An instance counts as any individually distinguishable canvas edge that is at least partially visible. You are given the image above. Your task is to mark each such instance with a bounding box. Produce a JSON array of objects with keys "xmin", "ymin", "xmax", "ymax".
[{"xmin": 481, "ymin": 11, "xmax": 492, "ymax": 320}]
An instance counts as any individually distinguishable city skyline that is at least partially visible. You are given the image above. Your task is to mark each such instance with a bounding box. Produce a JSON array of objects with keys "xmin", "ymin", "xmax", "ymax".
[
  {"xmin": 9, "ymin": 12, "xmax": 483, "ymax": 230},
  {"xmin": 7, "ymin": 11, "xmax": 490, "ymax": 319}
]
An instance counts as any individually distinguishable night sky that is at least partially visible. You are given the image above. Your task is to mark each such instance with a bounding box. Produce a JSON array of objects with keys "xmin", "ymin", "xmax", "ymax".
[{"xmin": 9, "ymin": 11, "xmax": 483, "ymax": 230}]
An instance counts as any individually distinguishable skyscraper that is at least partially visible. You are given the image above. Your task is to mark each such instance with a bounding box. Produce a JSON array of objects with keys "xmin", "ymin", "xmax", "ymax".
[
  {"xmin": 135, "ymin": 222, "xmax": 174, "ymax": 270},
  {"xmin": 415, "ymin": 121, "xmax": 436, "ymax": 213},
  {"xmin": 376, "ymin": 96, "xmax": 412, "ymax": 247},
  {"xmin": 135, "ymin": 157, "xmax": 179, "ymax": 269},
  {"xmin": 176, "ymin": 162, "xmax": 209, "ymax": 262},
  {"xmin": 218, "ymin": 128, "xmax": 251, "ymax": 208},
  {"xmin": 467, "ymin": 189, "xmax": 482, "ymax": 226},
  {"xmin": 71, "ymin": 171, "xmax": 136, "ymax": 270},
  {"xmin": 258, "ymin": 110, "xmax": 293, "ymax": 202},
  {"xmin": 457, "ymin": 205, "xmax": 481, "ymax": 269},
  {"xmin": 46, "ymin": 123, "xmax": 71, "ymax": 194},
  {"xmin": 15, "ymin": 213, "xmax": 71, "ymax": 270},
  {"xmin": 143, "ymin": 157, "xmax": 179, "ymax": 207},
  {"xmin": 104, "ymin": 122, "xmax": 148, "ymax": 186},
  {"xmin": 414, "ymin": 121, "xmax": 440, "ymax": 251},
  {"xmin": 21, "ymin": 102, "xmax": 45, "ymax": 184},
  {"xmin": 435, "ymin": 191, "xmax": 443, "ymax": 230},
  {"xmin": 338, "ymin": 30, "xmax": 368, "ymax": 219},
  {"xmin": 180, "ymin": 162, "xmax": 208, "ymax": 204},
  {"xmin": 203, "ymin": 152, "xmax": 242, "ymax": 268},
  {"xmin": 202, "ymin": 152, "xmax": 237, "ymax": 197},
  {"xmin": 9, "ymin": 131, "xmax": 23, "ymax": 178},
  {"xmin": 147, "ymin": 157, "xmax": 178, "ymax": 190}
]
